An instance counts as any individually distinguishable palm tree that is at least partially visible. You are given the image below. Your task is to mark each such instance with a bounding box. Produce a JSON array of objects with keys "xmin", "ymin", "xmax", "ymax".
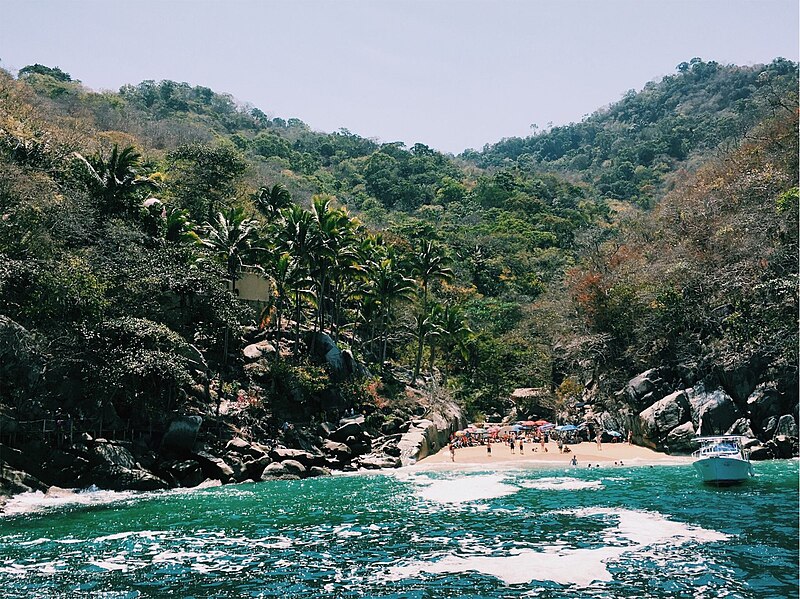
[
  {"xmin": 254, "ymin": 183, "xmax": 292, "ymax": 221},
  {"xmin": 201, "ymin": 206, "xmax": 261, "ymax": 293},
  {"xmin": 74, "ymin": 144, "xmax": 157, "ymax": 215},
  {"xmin": 365, "ymin": 256, "xmax": 416, "ymax": 367},
  {"xmin": 200, "ymin": 207, "xmax": 261, "ymax": 370},
  {"xmin": 428, "ymin": 303, "xmax": 472, "ymax": 381},
  {"xmin": 165, "ymin": 206, "xmax": 202, "ymax": 245},
  {"xmin": 410, "ymin": 240, "xmax": 454, "ymax": 380},
  {"xmin": 278, "ymin": 204, "xmax": 318, "ymax": 356}
]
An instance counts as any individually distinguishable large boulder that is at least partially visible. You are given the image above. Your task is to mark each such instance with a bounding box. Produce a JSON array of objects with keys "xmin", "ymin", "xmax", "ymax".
[
  {"xmin": 0, "ymin": 462, "xmax": 48, "ymax": 496},
  {"xmin": 665, "ymin": 421, "xmax": 696, "ymax": 453},
  {"xmin": 192, "ymin": 451, "xmax": 234, "ymax": 483},
  {"xmin": 260, "ymin": 462, "xmax": 297, "ymax": 481},
  {"xmin": 90, "ymin": 442, "xmax": 138, "ymax": 470},
  {"xmin": 330, "ymin": 418, "xmax": 365, "ymax": 443},
  {"xmin": 746, "ymin": 384, "xmax": 786, "ymax": 433},
  {"xmin": 280, "ymin": 459, "xmax": 307, "ymax": 477},
  {"xmin": 687, "ymin": 384, "xmax": 741, "ymax": 435},
  {"xmin": 164, "ymin": 460, "xmax": 204, "ymax": 488},
  {"xmin": 397, "ymin": 419, "xmax": 440, "ymax": 465},
  {"xmin": 161, "ymin": 416, "xmax": 203, "ymax": 453},
  {"xmin": 624, "ymin": 369, "xmax": 667, "ymax": 409},
  {"xmin": 725, "ymin": 418, "xmax": 756, "ymax": 439},
  {"xmin": 269, "ymin": 447, "xmax": 320, "ymax": 468},
  {"xmin": 638, "ymin": 390, "xmax": 691, "ymax": 448},
  {"xmin": 356, "ymin": 454, "xmax": 402, "ymax": 470},
  {"xmin": 243, "ymin": 341, "xmax": 276, "ymax": 361},
  {"xmin": 774, "ymin": 415, "xmax": 798, "ymax": 438},
  {"xmin": 322, "ymin": 440, "xmax": 353, "ymax": 462},
  {"xmin": 89, "ymin": 464, "xmax": 169, "ymax": 492},
  {"xmin": 244, "ymin": 455, "xmax": 272, "ymax": 480},
  {"xmin": 311, "ymin": 332, "xmax": 346, "ymax": 378}
]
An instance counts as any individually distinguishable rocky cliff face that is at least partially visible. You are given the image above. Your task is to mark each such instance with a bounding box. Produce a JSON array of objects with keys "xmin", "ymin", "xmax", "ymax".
[{"xmin": 622, "ymin": 368, "xmax": 798, "ymax": 458}]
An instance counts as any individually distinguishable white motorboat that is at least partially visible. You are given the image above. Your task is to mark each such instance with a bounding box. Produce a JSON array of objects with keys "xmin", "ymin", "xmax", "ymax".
[{"xmin": 692, "ymin": 436, "xmax": 754, "ymax": 485}]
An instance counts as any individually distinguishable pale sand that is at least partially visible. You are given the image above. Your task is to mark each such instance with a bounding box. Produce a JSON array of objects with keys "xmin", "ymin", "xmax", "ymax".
[{"xmin": 412, "ymin": 440, "xmax": 690, "ymax": 471}]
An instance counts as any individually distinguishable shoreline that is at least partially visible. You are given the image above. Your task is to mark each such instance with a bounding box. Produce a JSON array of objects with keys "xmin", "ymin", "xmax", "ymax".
[{"xmin": 411, "ymin": 440, "xmax": 691, "ymax": 471}]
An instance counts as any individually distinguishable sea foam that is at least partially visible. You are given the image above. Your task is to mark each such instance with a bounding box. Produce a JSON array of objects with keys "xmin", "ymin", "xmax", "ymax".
[
  {"xmin": 414, "ymin": 474, "xmax": 520, "ymax": 504},
  {"xmin": 386, "ymin": 507, "xmax": 729, "ymax": 587}
]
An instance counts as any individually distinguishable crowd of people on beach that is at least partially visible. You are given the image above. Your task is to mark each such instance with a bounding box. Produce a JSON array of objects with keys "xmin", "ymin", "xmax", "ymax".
[{"xmin": 446, "ymin": 425, "xmax": 633, "ymax": 465}]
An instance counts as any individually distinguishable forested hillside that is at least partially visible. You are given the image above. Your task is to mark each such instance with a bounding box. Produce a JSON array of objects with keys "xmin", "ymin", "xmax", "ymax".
[{"xmin": 0, "ymin": 57, "xmax": 796, "ymax": 460}]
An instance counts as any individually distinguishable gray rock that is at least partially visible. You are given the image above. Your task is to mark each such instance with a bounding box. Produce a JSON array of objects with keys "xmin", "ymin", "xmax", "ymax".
[
  {"xmin": 243, "ymin": 341, "xmax": 276, "ymax": 361},
  {"xmin": 725, "ymin": 418, "xmax": 756, "ymax": 439},
  {"xmin": 90, "ymin": 465, "xmax": 169, "ymax": 492},
  {"xmin": 331, "ymin": 421, "xmax": 364, "ymax": 443},
  {"xmin": 161, "ymin": 416, "xmax": 203, "ymax": 453},
  {"xmin": 225, "ymin": 437, "xmax": 251, "ymax": 454},
  {"xmin": 192, "ymin": 451, "xmax": 234, "ymax": 483},
  {"xmin": 0, "ymin": 462, "xmax": 48, "ymax": 495},
  {"xmin": 260, "ymin": 462, "xmax": 299, "ymax": 480},
  {"xmin": 166, "ymin": 460, "xmax": 204, "ymax": 488},
  {"xmin": 638, "ymin": 390, "xmax": 691, "ymax": 447},
  {"xmin": 224, "ymin": 453, "xmax": 249, "ymax": 482},
  {"xmin": 308, "ymin": 466, "xmax": 331, "ymax": 477},
  {"xmin": 90, "ymin": 442, "xmax": 137, "ymax": 470},
  {"xmin": 357, "ymin": 454, "xmax": 402, "ymax": 470},
  {"xmin": 774, "ymin": 415, "xmax": 797, "ymax": 438},
  {"xmin": 687, "ymin": 384, "xmax": 741, "ymax": 436},
  {"xmin": 626, "ymin": 369, "xmax": 662, "ymax": 402},
  {"xmin": 746, "ymin": 384, "xmax": 785, "ymax": 430},
  {"xmin": 397, "ymin": 419, "xmax": 440, "ymax": 465},
  {"xmin": 269, "ymin": 448, "xmax": 319, "ymax": 468},
  {"xmin": 322, "ymin": 440, "xmax": 353, "ymax": 461},
  {"xmin": 245, "ymin": 455, "xmax": 272, "ymax": 479},
  {"xmin": 280, "ymin": 459, "xmax": 306, "ymax": 476},
  {"xmin": 665, "ymin": 421, "xmax": 696, "ymax": 453},
  {"xmin": 749, "ymin": 445, "xmax": 775, "ymax": 460}
]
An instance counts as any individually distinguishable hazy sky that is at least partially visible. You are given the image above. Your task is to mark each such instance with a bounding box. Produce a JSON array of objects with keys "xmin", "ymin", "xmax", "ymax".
[{"xmin": 1, "ymin": 0, "xmax": 797, "ymax": 154}]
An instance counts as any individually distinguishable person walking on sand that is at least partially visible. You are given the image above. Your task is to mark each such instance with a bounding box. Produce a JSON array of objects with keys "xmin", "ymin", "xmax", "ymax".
[
  {"xmin": 509, "ymin": 437, "xmax": 515, "ymax": 454},
  {"xmin": 487, "ymin": 439, "xmax": 492, "ymax": 457},
  {"xmin": 596, "ymin": 431, "xmax": 602, "ymax": 451},
  {"xmin": 627, "ymin": 430, "xmax": 633, "ymax": 445},
  {"xmin": 449, "ymin": 443, "xmax": 456, "ymax": 462},
  {"xmin": 519, "ymin": 439, "xmax": 524, "ymax": 454},
  {"xmin": 571, "ymin": 455, "xmax": 577, "ymax": 466}
]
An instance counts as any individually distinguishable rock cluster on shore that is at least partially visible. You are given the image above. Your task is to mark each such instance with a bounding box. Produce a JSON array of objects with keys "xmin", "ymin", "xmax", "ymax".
[
  {"xmin": 617, "ymin": 368, "xmax": 798, "ymax": 458},
  {"xmin": 0, "ymin": 399, "xmax": 465, "ymax": 502}
]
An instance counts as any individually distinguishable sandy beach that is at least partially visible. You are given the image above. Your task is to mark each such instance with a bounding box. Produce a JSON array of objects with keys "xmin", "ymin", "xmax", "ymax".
[{"xmin": 413, "ymin": 440, "xmax": 690, "ymax": 470}]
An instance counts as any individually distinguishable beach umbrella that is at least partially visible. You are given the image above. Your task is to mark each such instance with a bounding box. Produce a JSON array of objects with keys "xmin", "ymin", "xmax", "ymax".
[
  {"xmin": 533, "ymin": 419, "xmax": 550, "ymax": 426},
  {"xmin": 556, "ymin": 424, "xmax": 579, "ymax": 431},
  {"xmin": 539, "ymin": 423, "xmax": 555, "ymax": 430},
  {"xmin": 471, "ymin": 428, "xmax": 487, "ymax": 434},
  {"xmin": 606, "ymin": 430, "xmax": 622, "ymax": 437},
  {"xmin": 521, "ymin": 420, "xmax": 537, "ymax": 426},
  {"xmin": 454, "ymin": 431, "xmax": 467, "ymax": 437}
]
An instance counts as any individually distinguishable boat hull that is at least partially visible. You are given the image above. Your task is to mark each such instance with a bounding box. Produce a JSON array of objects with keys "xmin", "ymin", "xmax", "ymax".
[{"xmin": 693, "ymin": 456, "xmax": 754, "ymax": 484}]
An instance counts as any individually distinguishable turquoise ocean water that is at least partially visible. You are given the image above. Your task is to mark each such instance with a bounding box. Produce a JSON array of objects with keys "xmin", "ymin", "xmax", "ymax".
[{"xmin": 0, "ymin": 460, "xmax": 797, "ymax": 598}]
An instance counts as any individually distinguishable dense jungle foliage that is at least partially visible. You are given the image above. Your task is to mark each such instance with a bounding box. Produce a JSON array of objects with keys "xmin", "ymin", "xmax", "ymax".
[{"xmin": 0, "ymin": 58, "xmax": 796, "ymax": 434}]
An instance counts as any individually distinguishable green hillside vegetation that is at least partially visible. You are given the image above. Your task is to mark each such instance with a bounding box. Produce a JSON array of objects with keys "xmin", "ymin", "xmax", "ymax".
[{"xmin": 0, "ymin": 57, "xmax": 797, "ymax": 443}]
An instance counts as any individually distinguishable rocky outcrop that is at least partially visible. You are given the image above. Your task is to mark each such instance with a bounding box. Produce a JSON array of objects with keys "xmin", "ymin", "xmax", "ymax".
[
  {"xmin": 687, "ymin": 384, "xmax": 741, "ymax": 436},
  {"xmin": 0, "ymin": 462, "xmax": 48, "ymax": 495},
  {"xmin": 192, "ymin": 450, "xmax": 234, "ymax": 483},
  {"xmin": 397, "ymin": 419, "xmax": 440, "ymax": 465},
  {"xmin": 638, "ymin": 390, "xmax": 691, "ymax": 449}
]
